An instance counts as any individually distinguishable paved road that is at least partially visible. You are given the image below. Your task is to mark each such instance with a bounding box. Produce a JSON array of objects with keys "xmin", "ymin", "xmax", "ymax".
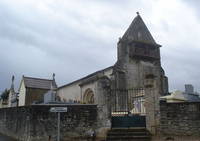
[{"xmin": 0, "ymin": 134, "xmax": 17, "ymax": 141}]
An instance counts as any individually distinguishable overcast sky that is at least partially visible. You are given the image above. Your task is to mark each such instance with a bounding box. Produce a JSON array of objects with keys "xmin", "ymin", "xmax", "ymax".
[{"xmin": 0, "ymin": 0, "xmax": 200, "ymax": 93}]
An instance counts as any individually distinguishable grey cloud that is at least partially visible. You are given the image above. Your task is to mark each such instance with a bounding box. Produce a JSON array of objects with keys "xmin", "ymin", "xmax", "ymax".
[
  {"xmin": 0, "ymin": 0, "xmax": 199, "ymax": 94},
  {"xmin": 182, "ymin": 0, "xmax": 200, "ymax": 18},
  {"xmin": 162, "ymin": 46, "xmax": 200, "ymax": 92}
]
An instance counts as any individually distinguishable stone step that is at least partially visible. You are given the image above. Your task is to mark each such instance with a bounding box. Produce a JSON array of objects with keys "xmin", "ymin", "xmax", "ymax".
[
  {"xmin": 106, "ymin": 139, "xmax": 150, "ymax": 141},
  {"xmin": 110, "ymin": 127, "xmax": 146, "ymax": 132},
  {"xmin": 107, "ymin": 131, "xmax": 150, "ymax": 136},
  {"xmin": 106, "ymin": 128, "xmax": 151, "ymax": 141},
  {"xmin": 106, "ymin": 136, "xmax": 150, "ymax": 141},
  {"xmin": 107, "ymin": 135, "xmax": 150, "ymax": 139}
]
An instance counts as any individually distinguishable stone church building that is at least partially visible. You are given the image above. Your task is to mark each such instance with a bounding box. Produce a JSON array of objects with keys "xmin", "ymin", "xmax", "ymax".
[
  {"xmin": 1, "ymin": 13, "xmax": 200, "ymax": 141},
  {"xmin": 57, "ymin": 13, "xmax": 168, "ymax": 134}
]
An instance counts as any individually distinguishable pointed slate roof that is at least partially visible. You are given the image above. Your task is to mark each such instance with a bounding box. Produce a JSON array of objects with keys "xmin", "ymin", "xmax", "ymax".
[{"xmin": 122, "ymin": 13, "xmax": 158, "ymax": 45}]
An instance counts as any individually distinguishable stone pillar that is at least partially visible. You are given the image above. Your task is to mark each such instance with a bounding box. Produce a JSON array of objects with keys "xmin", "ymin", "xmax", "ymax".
[
  {"xmin": 95, "ymin": 77, "xmax": 112, "ymax": 140},
  {"xmin": 144, "ymin": 73, "xmax": 161, "ymax": 135}
]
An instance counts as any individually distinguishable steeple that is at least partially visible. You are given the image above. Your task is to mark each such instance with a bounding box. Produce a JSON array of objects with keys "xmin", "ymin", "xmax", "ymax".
[
  {"xmin": 51, "ymin": 73, "xmax": 57, "ymax": 90},
  {"xmin": 10, "ymin": 75, "xmax": 15, "ymax": 92},
  {"xmin": 122, "ymin": 12, "xmax": 159, "ymax": 46}
]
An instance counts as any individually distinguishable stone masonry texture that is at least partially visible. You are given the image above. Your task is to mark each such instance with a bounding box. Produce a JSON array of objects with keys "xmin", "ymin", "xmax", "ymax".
[
  {"xmin": 160, "ymin": 100, "xmax": 200, "ymax": 136},
  {"xmin": 0, "ymin": 105, "xmax": 98, "ymax": 141}
]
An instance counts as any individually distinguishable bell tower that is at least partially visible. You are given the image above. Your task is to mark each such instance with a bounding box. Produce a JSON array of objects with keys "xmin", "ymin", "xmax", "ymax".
[
  {"xmin": 118, "ymin": 12, "xmax": 161, "ymax": 65},
  {"xmin": 116, "ymin": 12, "xmax": 167, "ymax": 91},
  {"xmin": 113, "ymin": 12, "xmax": 169, "ymax": 133}
]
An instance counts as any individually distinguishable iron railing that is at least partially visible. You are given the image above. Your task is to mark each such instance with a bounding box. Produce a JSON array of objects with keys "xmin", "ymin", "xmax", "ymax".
[{"xmin": 111, "ymin": 88, "xmax": 146, "ymax": 116}]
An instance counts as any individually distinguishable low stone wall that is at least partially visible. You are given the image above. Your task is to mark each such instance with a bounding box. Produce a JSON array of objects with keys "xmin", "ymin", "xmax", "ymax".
[
  {"xmin": 159, "ymin": 100, "xmax": 200, "ymax": 140},
  {"xmin": 0, "ymin": 104, "xmax": 103, "ymax": 141}
]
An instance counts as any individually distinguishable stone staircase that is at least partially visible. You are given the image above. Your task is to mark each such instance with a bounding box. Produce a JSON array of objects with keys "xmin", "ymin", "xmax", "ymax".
[{"xmin": 106, "ymin": 128, "xmax": 151, "ymax": 141}]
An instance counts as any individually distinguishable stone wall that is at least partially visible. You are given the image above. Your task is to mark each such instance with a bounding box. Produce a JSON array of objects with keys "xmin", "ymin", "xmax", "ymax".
[
  {"xmin": 25, "ymin": 88, "xmax": 49, "ymax": 105},
  {"xmin": 160, "ymin": 100, "xmax": 200, "ymax": 137},
  {"xmin": 57, "ymin": 81, "xmax": 81, "ymax": 102},
  {"xmin": 0, "ymin": 104, "xmax": 104, "ymax": 141}
]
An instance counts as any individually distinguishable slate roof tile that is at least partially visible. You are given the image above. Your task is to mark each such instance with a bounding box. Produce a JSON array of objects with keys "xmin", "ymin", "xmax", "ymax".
[{"xmin": 23, "ymin": 76, "xmax": 57, "ymax": 89}]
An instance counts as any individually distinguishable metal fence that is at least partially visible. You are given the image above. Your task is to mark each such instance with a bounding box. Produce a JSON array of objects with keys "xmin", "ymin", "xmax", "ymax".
[{"xmin": 111, "ymin": 88, "xmax": 146, "ymax": 116}]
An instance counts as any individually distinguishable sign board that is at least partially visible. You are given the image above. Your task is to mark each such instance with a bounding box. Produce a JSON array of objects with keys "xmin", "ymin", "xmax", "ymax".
[
  {"xmin": 50, "ymin": 107, "xmax": 68, "ymax": 113},
  {"xmin": 49, "ymin": 107, "xmax": 68, "ymax": 141}
]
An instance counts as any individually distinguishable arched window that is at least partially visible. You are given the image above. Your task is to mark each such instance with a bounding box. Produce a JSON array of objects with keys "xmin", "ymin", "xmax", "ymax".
[{"xmin": 83, "ymin": 88, "xmax": 94, "ymax": 104}]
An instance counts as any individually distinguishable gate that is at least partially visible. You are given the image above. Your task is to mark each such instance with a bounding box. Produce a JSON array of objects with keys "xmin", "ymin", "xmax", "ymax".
[
  {"xmin": 112, "ymin": 115, "xmax": 146, "ymax": 128},
  {"xmin": 111, "ymin": 88, "xmax": 146, "ymax": 128}
]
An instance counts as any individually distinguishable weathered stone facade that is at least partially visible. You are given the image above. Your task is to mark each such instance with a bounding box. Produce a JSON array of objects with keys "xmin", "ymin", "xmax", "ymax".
[
  {"xmin": 57, "ymin": 66, "xmax": 113, "ymax": 103},
  {"xmin": 18, "ymin": 76, "xmax": 57, "ymax": 106},
  {"xmin": 25, "ymin": 88, "xmax": 49, "ymax": 105},
  {"xmin": 55, "ymin": 13, "xmax": 169, "ymax": 136},
  {"xmin": 0, "ymin": 105, "xmax": 106, "ymax": 141},
  {"xmin": 111, "ymin": 14, "xmax": 168, "ymax": 134},
  {"xmin": 160, "ymin": 101, "xmax": 200, "ymax": 136}
]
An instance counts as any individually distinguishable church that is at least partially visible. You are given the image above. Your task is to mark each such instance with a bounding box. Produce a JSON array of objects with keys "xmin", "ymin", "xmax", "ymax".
[
  {"xmin": 57, "ymin": 12, "xmax": 168, "ymax": 133},
  {"xmin": 2, "ymin": 13, "xmax": 199, "ymax": 141},
  {"xmin": 1, "ymin": 10, "xmax": 200, "ymax": 141},
  {"xmin": 57, "ymin": 13, "xmax": 168, "ymax": 103}
]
